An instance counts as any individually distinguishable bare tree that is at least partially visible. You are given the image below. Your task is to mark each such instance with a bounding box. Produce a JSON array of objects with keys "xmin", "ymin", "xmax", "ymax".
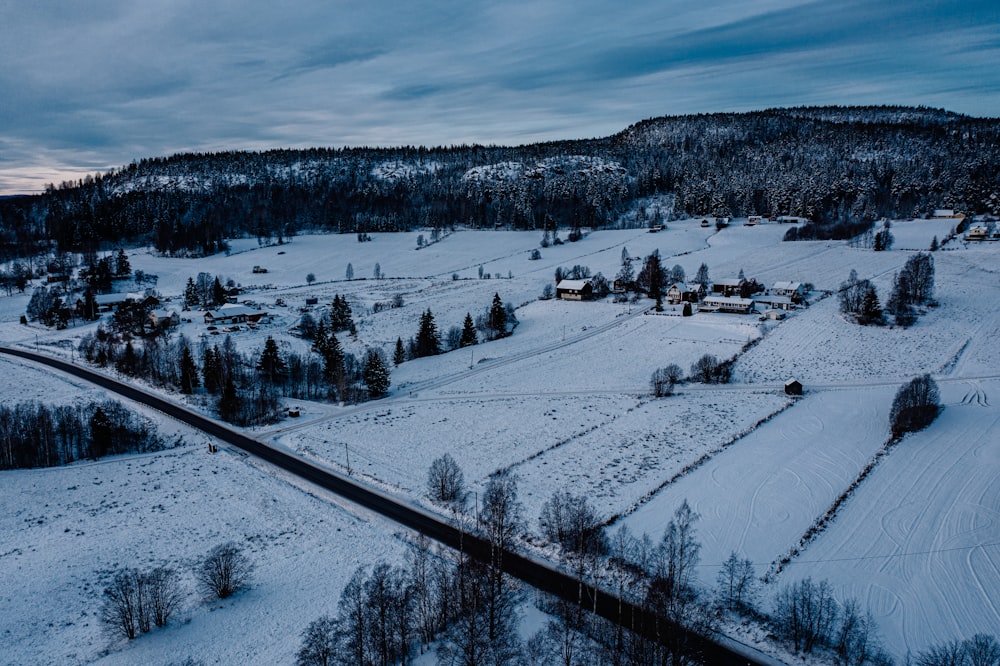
[
  {"xmin": 538, "ymin": 488, "xmax": 608, "ymax": 558},
  {"xmin": 716, "ymin": 551, "xmax": 755, "ymax": 611},
  {"xmin": 146, "ymin": 566, "xmax": 183, "ymax": 628},
  {"xmin": 296, "ymin": 615, "xmax": 341, "ymax": 666},
  {"xmin": 773, "ymin": 577, "xmax": 838, "ymax": 653},
  {"xmin": 197, "ymin": 542, "xmax": 253, "ymax": 599},
  {"xmin": 427, "ymin": 454, "xmax": 465, "ymax": 504},
  {"xmin": 916, "ymin": 640, "xmax": 967, "ymax": 666},
  {"xmin": 101, "ymin": 569, "xmax": 141, "ymax": 639},
  {"xmin": 965, "ymin": 634, "xmax": 1000, "ymax": 666},
  {"xmin": 835, "ymin": 597, "xmax": 883, "ymax": 666}
]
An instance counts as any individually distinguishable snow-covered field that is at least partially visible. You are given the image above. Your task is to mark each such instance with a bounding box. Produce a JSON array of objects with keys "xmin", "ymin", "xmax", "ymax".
[{"xmin": 2, "ymin": 217, "xmax": 998, "ymax": 662}]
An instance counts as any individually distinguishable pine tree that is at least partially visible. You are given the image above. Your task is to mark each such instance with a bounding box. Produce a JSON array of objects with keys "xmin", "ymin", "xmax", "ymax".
[
  {"xmin": 89, "ymin": 406, "xmax": 112, "ymax": 459},
  {"xmin": 114, "ymin": 248, "xmax": 131, "ymax": 277},
  {"xmin": 639, "ymin": 253, "xmax": 665, "ymax": 309},
  {"xmin": 218, "ymin": 378, "xmax": 242, "ymax": 423},
  {"xmin": 416, "ymin": 309, "xmax": 440, "ymax": 357},
  {"xmin": 179, "ymin": 345, "xmax": 200, "ymax": 394},
  {"xmin": 460, "ymin": 313, "xmax": 477, "ymax": 347},
  {"xmin": 859, "ymin": 285, "xmax": 883, "ymax": 325},
  {"xmin": 313, "ymin": 323, "xmax": 345, "ymax": 393},
  {"xmin": 203, "ymin": 346, "xmax": 221, "ymax": 394},
  {"xmin": 330, "ymin": 295, "xmax": 353, "ymax": 331},
  {"xmin": 345, "ymin": 263, "xmax": 354, "ymax": 280},
  {"xmin": 212, "ymin": 277, "xmax": 226, "ymax": 306},
  {"xmin": 488, "ymin": 294, "xmax": 507, "ymax": 339},
  {"xmin": 362, "ymin": 349, "xmax": 391, "ymax": 398},
  {"xmin": 184, "ymin": 277, "xmax": 199, "ymax": 308},
  {"xmin": 393, "ymin": 337, "xmax": 406, "ymax": 366},
  {"xmin": 82, "ymin": 288, "xmax": 99, "ymax": 320},
  {"xmin": 257, "ymin": 336, "xmax": 287, "ymax": 386}
]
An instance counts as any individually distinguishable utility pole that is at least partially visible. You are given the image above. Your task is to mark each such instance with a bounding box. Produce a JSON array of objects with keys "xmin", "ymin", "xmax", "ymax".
[{"xmin": 345, "ymin": 442, "xmax": 351, "ymax": 475}]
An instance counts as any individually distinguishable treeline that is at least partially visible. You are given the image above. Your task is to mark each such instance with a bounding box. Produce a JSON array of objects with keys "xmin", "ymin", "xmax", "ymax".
[
  {"xmin": 77, "ymin": 327, "xmax": 389, "ymax": 426},
  {"xmin": 0, "ymin": 399, "xmax": 164, "ymax": 469},
  {"xmin": 2, "ymin": 106, "xmax": 997, "ymax": 259}
]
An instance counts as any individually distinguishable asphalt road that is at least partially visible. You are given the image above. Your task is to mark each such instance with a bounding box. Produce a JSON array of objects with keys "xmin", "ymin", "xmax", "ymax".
[{"xmin": 0, "ymin": 345, "xmax": 779, "ymax": 666}]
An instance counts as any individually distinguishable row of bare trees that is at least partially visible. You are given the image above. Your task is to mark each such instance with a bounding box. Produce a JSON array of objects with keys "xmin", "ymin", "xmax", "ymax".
[{"xmin": 101, "ymin": 542, "xmax": 253, "ymax": 641}]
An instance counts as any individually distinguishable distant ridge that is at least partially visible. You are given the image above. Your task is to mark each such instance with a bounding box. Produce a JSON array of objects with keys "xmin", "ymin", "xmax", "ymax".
[{"xmin": 1, "ymin": 106, "xmax": 996, "ymax": 257}]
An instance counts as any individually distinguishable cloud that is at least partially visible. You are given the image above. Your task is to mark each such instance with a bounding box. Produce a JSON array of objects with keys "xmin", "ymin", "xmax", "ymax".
[{"xmin": 0, "ymin": 0, "xmax": 998, "ymax": 194}]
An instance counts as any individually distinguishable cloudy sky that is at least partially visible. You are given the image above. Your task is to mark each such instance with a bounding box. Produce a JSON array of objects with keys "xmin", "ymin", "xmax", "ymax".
[{"xmin": 2, "ymin": 0, "xmax": 998, "ymax": 195}]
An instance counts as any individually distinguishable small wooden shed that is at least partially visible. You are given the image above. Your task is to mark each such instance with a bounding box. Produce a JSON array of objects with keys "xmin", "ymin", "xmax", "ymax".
[{"xmin": 784, "ymin": 379, "xmax": 803, "ymax": 396}]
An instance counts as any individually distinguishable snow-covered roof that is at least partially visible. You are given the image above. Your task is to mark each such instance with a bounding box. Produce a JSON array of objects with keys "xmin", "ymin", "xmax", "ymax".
[
  {"xmin": 714, "ymin": 278, "xmax": 744, "ymax": 287},
  {"xmin": 94, "ymin": 292, "xmax": 143, "ymax": 305},
  {"xmin": 703, "ymin": 296, "xmax": 754, "ymax": 305},
  {"xmin": 668, "ymin": 282, "xmax": 700, "ymax": 292},
  {"xmin": 206, "ymin": 304, "xmax": 260, "ymax": 318},
  {"xmin": 556, "ymin": 279, "xmax": 591, "ymax": 290},
  {"xmin": 772, "ymin": 281, "xmax": 803, "ymax": 291}
]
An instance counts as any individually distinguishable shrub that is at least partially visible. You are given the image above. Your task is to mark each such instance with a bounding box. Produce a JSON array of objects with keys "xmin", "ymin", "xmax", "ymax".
[
  {"xmin": 197, "ymin": 542, "xmax": 253, "ymax": 599},
  {"xmin": 890, "ymin": 374, "xmax": 940, "ymax": 437}
]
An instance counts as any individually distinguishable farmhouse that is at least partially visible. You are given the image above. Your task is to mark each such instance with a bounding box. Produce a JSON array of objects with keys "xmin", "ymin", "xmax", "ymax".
[
  {"xmin": 771, "ymin": 281, "xmax": 805, "ymax": 298},
  {"xmin": 753, "ymin": 294, "xmax": 796, "ymax": 311},
  {"xmin": 556, "ymin": 279, "xmax": 593, "ymax": 301},
  {"xmin": 666, "ymin": 282, "xmax": 705, "ymax": 304},
  {"xmin": 964, "ymin": 226, "xmax": 989, "ymax": 241},
  {"xmin": 933, "ymin": 209, "xmax": 964, "ymax": 219},
  {"xmin": 701, "ymin": 295, "xmax": 755, "ymax": 314},
  {"xmin": 712, "ymin": 278, "xmax": 745, "ymax": 297},
  {"xmin": 94, "ymin": 292, "xmax": 156, "ymax": 313},
  {"xmin": 204, "ymin": 303, "xmax": 269, "ymax": 325},
  {"xmin": 149, "ymin": 309, "xmax": 180, "ymax": 329}
]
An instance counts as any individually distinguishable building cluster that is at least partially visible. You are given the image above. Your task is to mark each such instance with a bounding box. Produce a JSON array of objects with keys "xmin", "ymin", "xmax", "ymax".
[{"xmin": 556, "ymin": 275, "xmax": 808, "ymax": 319}]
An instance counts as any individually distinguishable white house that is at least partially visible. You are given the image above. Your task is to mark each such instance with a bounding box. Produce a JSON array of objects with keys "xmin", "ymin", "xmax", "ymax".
[
  {"xmin": 772, "ymin": 281, "xmax": 804, "ymax": 298},
  {"xmin": 700, "ymin": 296, "xmax": 755, "ymax": 314}
]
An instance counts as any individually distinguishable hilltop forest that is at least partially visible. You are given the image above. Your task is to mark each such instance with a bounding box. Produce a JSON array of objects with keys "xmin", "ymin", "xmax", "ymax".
[{"xmin": 1, "ymin": 106, "xmax": 997, "ymax": 259}]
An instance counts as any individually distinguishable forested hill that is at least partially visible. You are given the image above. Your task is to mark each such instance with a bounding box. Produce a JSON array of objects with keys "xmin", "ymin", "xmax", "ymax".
[{"xmin": 2, "ymin": 105, "xmax": 997, "ymax": 258}]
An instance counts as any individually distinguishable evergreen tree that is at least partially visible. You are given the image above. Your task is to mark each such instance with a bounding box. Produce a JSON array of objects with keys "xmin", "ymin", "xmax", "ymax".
[
  {"xmin": 638, "ymin": 252, "xmax": 665, "ymax": 309},
  {"xmin": 82, "ymin": 288, "xmax": 99, "ymax": 321},
  {"xmin": 313, "ymin": 323, "xmax": 345, "ymax": 393},
  {"xmin": 179, "ymin": 345, "xmax": 200, "ymax": 394},
  {"xmin": 117, "ymin": 341, "xmax": 139, "ymax": 376},
  {"xmin": 488, "ymin": 294, "xmax": 508, "ymax": 339},
  {"xmin": 345, "ymin": 263, "xmax": 354, "ymax": 280},
  {"xmin": 930, "ymin": 235, "xmax": 939, "ymax": 251},
  {"xmin": 114, "ymin": 248, "xmax": 131, "ymax": 277},
  {"xmin": 330, "ymin": 294, "xmax": 354, "ymax": 331},
  {"xmin": 460, "ymin": 313, "xmax": 477, "ymax": 347},
  {"xmin": 203, "ymin": 346, "xmax": 221, "ymax": 394},
  {"xmin": 89, "ymin": 406, "xmax": 112, "ymax": 460},
  {"xmin": 858, "ymin": 285, "xmax": 883, "ymax": 325},
  {"xmin": 256, "ymin": 336, "xmax": 287, "ymax": 386},
  {"xmin": 362, "ymin": 349, "xmax": 391, "ymax": 398},
  {"xmin": 218, "ymin": 378, "xmax": 242, "ymax": 423},
  {"xmin": 212, "ymin": 277, "xmax": 227, "ymax": 307},
  {"xmin": 184, "ymin": 277, "xmax": 199, "ymax": 308},
  {"xmin": 393, "ymin": 337, "xmax": 406, "ymax": 366},
  {"xmin": 415, "ymin": 309, "xmax": 440, "ymax": 357}
]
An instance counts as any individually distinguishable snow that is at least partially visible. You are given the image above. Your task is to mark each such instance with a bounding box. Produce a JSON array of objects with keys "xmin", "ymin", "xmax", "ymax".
[
  {"xmin": 3, "ymin": 221, "xmax": 999, "ymax": 662},
  {"xmin": 779, "ymin": 380, "xmax": 1000, "ymax": 655}
]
